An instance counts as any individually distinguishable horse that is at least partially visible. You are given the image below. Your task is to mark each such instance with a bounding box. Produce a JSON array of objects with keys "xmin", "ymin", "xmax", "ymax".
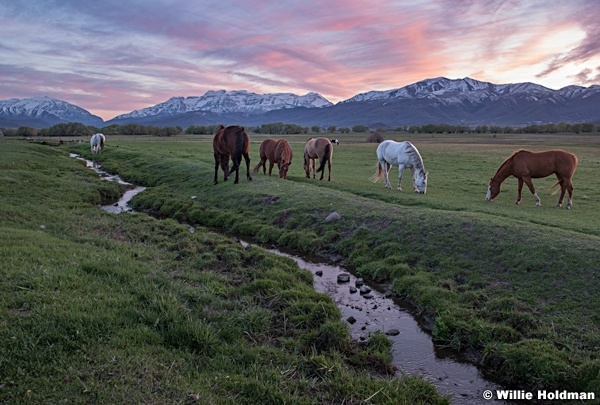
[
  {"xmin": 252, "ymin": 138, "xmax": 293, "ymax": 179},
  {"xmin": 303, "ymin": 137, "xmax": 333, "ymax": 181},
  {"xmin": 330, "ymin": 138, "xmax": 339, "ymax": 145},
  {"xmin": 213, "ymin": 125, "xmax": 252, "ymax": 185},
  {"xmin": 485, "ymin": 149, "xmax": 578, "ymax": 209},
  {"xmin": 371, "ymin": 140, "xmax": 428, "ymax": 193},
  {"xmin": 90, "ymin": 133, "xmax": 105, "ymax": 154}
]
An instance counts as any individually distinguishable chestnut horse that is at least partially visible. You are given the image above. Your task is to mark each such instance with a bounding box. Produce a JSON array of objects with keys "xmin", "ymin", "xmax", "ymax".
[
  {"xmin": 252, "ymin": 139, "xmax": 293, "ymax": 179},
  {"xmin": 213, "ymin": 125, "xmax": 252, "ymax": 185},
  {"xmin": 486, "ymin": 149, "xmax": 578, "ymax": 209},
  {"xmin": 304, "ymin": 137, "xmax": 333, "ymax": 181}
]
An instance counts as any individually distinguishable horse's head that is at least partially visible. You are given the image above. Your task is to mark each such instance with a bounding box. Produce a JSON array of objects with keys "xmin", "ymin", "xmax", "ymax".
[
  {"xmin": 413, "ymin": 171, "xmax": 428, "ymax": 194},
  {"xmin": 486, "ymin": 177, "xmax": 501, "ymax": 201},
  {"xmin": 279, "ymin": 161, "xmax": 291, "ymax": 179}
]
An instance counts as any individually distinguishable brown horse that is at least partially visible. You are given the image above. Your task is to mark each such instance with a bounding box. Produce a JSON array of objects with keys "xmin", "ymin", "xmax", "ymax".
[
  {"xmin": 485, "ymin": 149, "xmax": 578, "ymax": 209},
  {"xmin": 213, "ymin": 125, "xmax": 252, "ymax": 184},
  {"xmin": 252, "ymin": 139, "xmax": 293, "ymax": 179},
  {"xmin": 303, "ymin": 137, "xmax": 333, "ymax": 181}
]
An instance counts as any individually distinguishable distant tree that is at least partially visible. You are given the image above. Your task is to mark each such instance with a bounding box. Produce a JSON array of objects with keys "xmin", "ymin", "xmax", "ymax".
[
  {"xmin": 352, "ymin": 125, "xmax": 369, "ymax": 133},
  {"xmin": 311, "ymin": 125, "xmax": 321, "ymax": 133},
  {"xmin": 327, "ymin": 126, "xmax": 336, "ymax": 133},
  {"xmin": 16, "ymin": 126, "xmax": 37, "ymax": 137}
]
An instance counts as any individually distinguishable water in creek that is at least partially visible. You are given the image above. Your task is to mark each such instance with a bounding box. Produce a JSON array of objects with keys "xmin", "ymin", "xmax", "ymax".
[
  {"xmin": 70, "ymin": 153, "xmax": 146, "ymax": 213},
  {"xmin": 77, "ymin": 154, "xmax": 511, "ymax": 404}
]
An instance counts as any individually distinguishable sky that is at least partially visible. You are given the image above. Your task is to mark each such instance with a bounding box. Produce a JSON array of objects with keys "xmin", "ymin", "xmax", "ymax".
[{"xmin": 1, "ymin": 0, "xmax": 599, "ymax": 121}]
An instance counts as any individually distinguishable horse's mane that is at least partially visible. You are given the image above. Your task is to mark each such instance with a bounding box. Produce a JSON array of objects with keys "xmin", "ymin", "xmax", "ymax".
[
  {"xmin": 493, "ymin": 149, "xmax": 525, "ymax": 177},
  {"xmin": 406, "ymin": 142, "xmax": 425, "ymax": 175}
]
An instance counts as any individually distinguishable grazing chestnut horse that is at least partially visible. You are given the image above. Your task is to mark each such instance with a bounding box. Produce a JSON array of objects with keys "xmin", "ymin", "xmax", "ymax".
[
  {"xmin": 486, "ymin": 149, "xmax": 578, "ymax": 209},
  {"xmin": 304, "ymin": 137, "xmax": 333, "ymax": 181},
  {"xmin": 213, "ymin": 125, "xmax": 252, "ymax": 185},
  {"xmin": 252, "ymin": 139, "xmax": 293, "ymax": 179}
]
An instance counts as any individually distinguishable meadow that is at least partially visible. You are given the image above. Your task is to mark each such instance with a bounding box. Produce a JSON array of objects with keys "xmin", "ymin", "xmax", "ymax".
[
  {"xmin": 2, "ymin": 130, "xmax": 599, "ymax": 402},
  {"xmin": 0, "ymin": 139, "xmax": 448, "ymax": 404},
  {"xmin": 68, "ymin": 131, "xmax": 600, "ymax": 394}
]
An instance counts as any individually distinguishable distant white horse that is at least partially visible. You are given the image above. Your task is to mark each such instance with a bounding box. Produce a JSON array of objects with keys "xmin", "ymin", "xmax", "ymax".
[
  {"xmin": 371, "ymin": 140, "xmax": 428, "ymax": 193},
  {"xmin": 90, "ymin": 133, "xmax": 105, "ymax": 154},
  {"xmin": 330, "ymin": 138, "xmax": 340, "ymax": 145}
]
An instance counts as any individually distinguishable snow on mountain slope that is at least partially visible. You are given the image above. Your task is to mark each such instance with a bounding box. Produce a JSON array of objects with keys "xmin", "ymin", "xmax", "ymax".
[
  {"xmin": 0, "ymin": 96, "xmax": 103, "ymax": 125},
  {"xmin": 114, "ymin": 90, "xmax": 333, "ymax": 119}
]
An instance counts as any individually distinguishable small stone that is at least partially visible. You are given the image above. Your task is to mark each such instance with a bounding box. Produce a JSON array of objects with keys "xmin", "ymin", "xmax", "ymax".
[
  {"xmin": 347, "ymin": 316, "xmax": 357, "ymax": 324},
  {"xmin": 385, "ymin": 329, "xmax": 400, "ymax": 336},
  {"xmin": 362, "ymin": 293, "xmax": 374, "ymax": 299},
  {"xmin": 355, "ymin": 278, "xmax": 364, "ymax": 287},
  {"xmin": 325, "ymin": 212, "xmax": 341, "ymax": 222},
  {"xmin": 337, "ymin": 273, "xmax": 351, "ymax": 283},
  {"xmin": 349, "ymin": 286, "xmax": 357, "ymax": 294},
  {"xmin": 315, "ymin": 270, "xmax": 323, "ymax": 277},
  {"xmin": 359, "ymin": 285, "xmax": 371, "ymax": 294}
]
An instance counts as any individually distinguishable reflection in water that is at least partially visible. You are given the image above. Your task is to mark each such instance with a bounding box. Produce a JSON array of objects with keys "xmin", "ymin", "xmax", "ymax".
[
  {"xmin": 240, "ymin": 243, "xmax": 511, "ymax": 405},
  {"xmin": 75, "ymin": 153, "xmax": 511, "ymax": 404}
]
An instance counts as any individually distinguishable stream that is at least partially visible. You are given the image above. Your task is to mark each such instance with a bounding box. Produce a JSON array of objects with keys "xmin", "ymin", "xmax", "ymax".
[{"xmin": 76, "ymin": 154, "xmax": 511, "ymax": 404}]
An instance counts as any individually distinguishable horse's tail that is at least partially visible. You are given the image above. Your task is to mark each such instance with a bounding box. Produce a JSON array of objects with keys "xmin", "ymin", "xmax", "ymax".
[
  {"xmin": 370, "ymin": 161, "xmax": 384, "ymax": 182},
  {"xmin": 548, "ymin": 181, "xmax": 561, "ymax": 196},
  {"xmin": 232, "ymin": 131, "xmax": 244, "ymax": 171},
  {"xmin": 316, "ymin": 143, "xmax": 331, "ymax": 173}
]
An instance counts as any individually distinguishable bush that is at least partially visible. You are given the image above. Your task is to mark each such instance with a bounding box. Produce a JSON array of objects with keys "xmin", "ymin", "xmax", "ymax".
[{"xmin": 366, "ymin": 132, "xmax": 384, "ymax": 143}]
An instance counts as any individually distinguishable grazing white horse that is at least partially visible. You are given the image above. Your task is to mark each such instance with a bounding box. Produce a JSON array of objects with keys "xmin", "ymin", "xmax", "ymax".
[
  {"xmin": 371, "ymin": 140, "xmax": 428, "ymax": 193},
  {"xmin": 90, "ymin": 133, "xmax": 105, "ymax": 154}
]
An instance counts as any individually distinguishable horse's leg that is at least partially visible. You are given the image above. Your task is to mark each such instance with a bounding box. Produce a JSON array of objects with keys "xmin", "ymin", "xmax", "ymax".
[
  {"xmin": 327, "ymin": 157, "xmax": 331, "ymax": 181},
  {"xmin": 522, "ymin": 177, "xmax": 540, "ymax": 207},
  {"xmin": 268, "ymin": 161, "xmax": 275, "ymax": 176},
  {"xmin": 565, "ymin": 178, "xmax": 574, "ymax": 209},
  {"xmin": 515, "ymin": 178, "xmax": 523, "ymax": 204},
  {"xmin": 213, "ymin": 154, "xmax": 220, "ymax": 185},
  {"xmin": 311, "ymin": 158, "xmax": 316, "ymax": 179},
  {"xmin": 244, "ymin": 153, "xmax": 252, "ymax": 182},
  {"xmin": 379, "ymin": 161, "xmax": 390, "ymax": 189},
  {"xmin": 220, "ymin": 155, "xmax": 230, "ymax": 181},
  {"xmin": 397, "ymin": 164, "xmax": 405, "ymax": 191}
]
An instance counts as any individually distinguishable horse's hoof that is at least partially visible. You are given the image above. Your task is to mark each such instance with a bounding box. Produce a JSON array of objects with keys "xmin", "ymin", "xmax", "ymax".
[{"xmin": 248, "ymin": 176, "xmax": 253, "ymax": 181}]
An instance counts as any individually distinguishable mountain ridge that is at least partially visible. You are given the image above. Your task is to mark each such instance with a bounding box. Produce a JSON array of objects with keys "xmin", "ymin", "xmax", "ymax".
[{"xmin": 2, "ymin": 77, "xmax": 599, "ymax": 129}]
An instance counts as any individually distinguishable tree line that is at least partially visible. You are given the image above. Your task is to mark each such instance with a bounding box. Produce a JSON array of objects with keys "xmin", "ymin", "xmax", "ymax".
[{"xmin": 2, "ymin": 121, "xmax": 598, "ymax": 137}]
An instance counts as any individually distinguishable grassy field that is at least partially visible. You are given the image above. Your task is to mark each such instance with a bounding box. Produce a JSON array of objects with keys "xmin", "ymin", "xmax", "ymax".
[
  {"xmin": 0, "ymin": 140, "xmax": 448, "ymax": 404},
  {"xmin": 2, "ymin": 131, "xmax": 600, "ymax": 401},
  {"xmin": 62, "ymin": 131, "xmax": 600, "ymax": 395}
]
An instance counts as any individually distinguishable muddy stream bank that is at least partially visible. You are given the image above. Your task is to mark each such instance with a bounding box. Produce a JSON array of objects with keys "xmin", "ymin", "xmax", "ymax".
[{"xmin": 77, "ymin": 155, "xmax": 511, "ymax": 404}]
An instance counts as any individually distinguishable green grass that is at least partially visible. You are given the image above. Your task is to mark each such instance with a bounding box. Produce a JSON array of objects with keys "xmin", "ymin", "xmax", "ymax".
[
  {"xmin": 59, "ymin": 131, "xmax": 600, "ymax": 394},
  {"xmin": 0, "ymin": 141, "xmax": 448, "ymax": 404}
]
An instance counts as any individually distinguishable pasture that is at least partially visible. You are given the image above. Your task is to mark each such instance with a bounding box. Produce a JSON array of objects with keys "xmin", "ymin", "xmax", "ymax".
[
  {"xmin": 0, "ymin": 140, "xmax": 447, "ymax": 404},
  {"xmin": 64, "ymin": 131, "xmax": 600, "ymax": 394},
  {"xmin": 2, "ymin": 130, "xmax": 599, "ymax": 401}
]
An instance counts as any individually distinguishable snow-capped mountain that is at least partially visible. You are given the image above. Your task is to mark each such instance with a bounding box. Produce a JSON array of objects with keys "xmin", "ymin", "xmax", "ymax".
[
  {"xmin": 0, "ymin": 96, "xmax": 104, "ymax": 127},
  {"xmin": 342, "ymin": 77, "xmax": 584, "ymax": 104},
  {"xmin": 2, "ymin": 77, "xmax": 599, "ymax": 129},
  {"xmin": 113, "ymin": 90, "xmax": 332, "ymax": 120}
]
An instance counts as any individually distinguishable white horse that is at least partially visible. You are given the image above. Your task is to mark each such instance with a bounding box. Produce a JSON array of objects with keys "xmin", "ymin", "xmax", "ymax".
[
  {"xmin": 90, "ymin": 133, "xmax": 105, "ymax": 154},
  {"xmin": 371, "ymin": 140, "xmax": 428, "ymax": 193}
]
